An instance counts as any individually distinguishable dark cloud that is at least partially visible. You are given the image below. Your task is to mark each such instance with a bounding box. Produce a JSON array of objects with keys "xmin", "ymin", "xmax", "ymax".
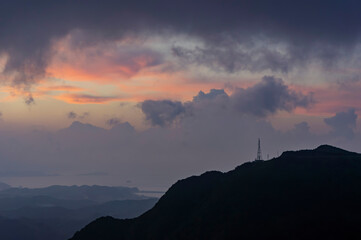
[
  {"xmin": 80, "ymin": 112, "xmax": 90, "ymax": 119},
  {"xmin": 24, "ymin": 94, "xmax": 35, "ymax": 105},
  {"xmin": 1, "ymin": 0, "xmax": 361, "ymax": 92},
  {"xmin": 141, "ymin": 100, "xmax": 186, "ymax": 126},
  {"xmin": 141, "ymin": 76, "xmax": 313, "ymax": 126},
  {"xmin": 56, "ymin": 36, "xmax": 164, "ymax": 78},
  {"xmin": 293, "ymin": 122, "xmax": 310, "ymax": 134},
  {"xmin": 231, "ymin": 76, "xmax": 314, "ymax": 117},
  {"xmin": 324, "ymin": 108, "xmax": 358, "ymax": 139},
  {"xmin": 172, "ymin": 45, "xmax": 292, "ymax": 73},
  {"xmin": 119, "ymin": 102, "xmax": 130, "ymax": 107},
  {"xmin": 193, "ymin": 89, "xmax": 228, "ymax": 102},
  {"xmin": 68, "ymin": 112, "xmax": 77, "ymax": 119},
  {"xmin": 106, "ymin": 118, "xmax": 122, "ymax": 126},
  {"xmin": 67, "ymin": 111, "xmax": 89, "ymax": 120}
]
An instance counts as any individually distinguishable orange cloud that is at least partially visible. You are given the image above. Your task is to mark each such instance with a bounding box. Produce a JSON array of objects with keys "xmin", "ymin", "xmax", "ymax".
[
  {"xmin": 48, "ymin": 36, "xmax": 163, "ymax": 84},
  {"xmin": 47, "ymin": 63, "xmax": 134, "ymax": 83},
  {"xmin": 55, "ymin": 93, "xmax": 123, "ymax": 104},
  {"xmin": 38, "ymin": 85, "xmax": 84, "ymax": 92},
  {"xmin": 46, "ymin": 35, "xmax": 361, "ymax": 114}
]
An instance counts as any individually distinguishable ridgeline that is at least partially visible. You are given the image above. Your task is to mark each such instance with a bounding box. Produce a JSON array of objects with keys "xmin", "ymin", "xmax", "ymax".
[{"xmin": 70, "ymin": 145, "xmax": 361, "ymax": 240}]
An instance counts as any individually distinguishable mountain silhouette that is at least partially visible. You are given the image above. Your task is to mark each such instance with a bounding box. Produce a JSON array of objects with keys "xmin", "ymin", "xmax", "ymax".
[
  {"xmin": 0, "ymin": 182, "xmax": 10, "ymax": 191},
  {"xmin": 0, "ymin": 185, "xmax": 156, "ymax": 240},
  {"xmin": 70, "ymin": 145, "xmax": 361, "ymax": 240},
  {"xmin": 0, "ymin": 185, "xmax": 143, "ymax": 202}
]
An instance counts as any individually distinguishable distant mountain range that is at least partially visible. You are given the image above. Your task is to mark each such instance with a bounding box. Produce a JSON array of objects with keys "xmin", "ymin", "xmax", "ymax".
[
  {"xmin": 0, "ymin": 185, "xmax": 144, "ymax": 202},
  {"xmin": 70, "ymin": 145, "xmax": 361, "ymax": 240},
  {"xmin": 0, "ymin": 185, "xmax": 157, "ymax": 240},
  {"xmin": 0, "ymin": 182, "xmax": 10, "ymax": 191}
]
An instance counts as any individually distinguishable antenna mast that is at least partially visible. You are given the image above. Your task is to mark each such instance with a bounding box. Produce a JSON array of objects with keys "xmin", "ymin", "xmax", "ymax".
[{"xmin": 255, "ymin": 138, "xmax": 263, "ymax": 161}]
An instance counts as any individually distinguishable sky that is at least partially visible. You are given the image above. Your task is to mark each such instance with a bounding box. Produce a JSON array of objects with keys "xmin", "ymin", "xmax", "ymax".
[{"xmin": 0, "ymin": 0, "xmax": 361, "ymax": 189}]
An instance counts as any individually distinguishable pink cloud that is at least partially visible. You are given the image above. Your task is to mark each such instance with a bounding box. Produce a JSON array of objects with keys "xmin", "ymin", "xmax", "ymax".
[{"xmin": 55, "ymin": 93, "xmax": 123, "ymax": 104}]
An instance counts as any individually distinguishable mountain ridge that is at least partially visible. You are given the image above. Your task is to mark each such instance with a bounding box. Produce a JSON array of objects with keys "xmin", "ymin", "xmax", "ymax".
[{"xmin": 70, "ymin": 145, "xmax": 361, "ymax": 240}]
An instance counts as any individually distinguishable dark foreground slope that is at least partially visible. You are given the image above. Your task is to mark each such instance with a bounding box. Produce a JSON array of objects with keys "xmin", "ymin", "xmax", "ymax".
[{"xmin": 70, "ymin": 145, "xmax": 361, "ymax": 240}]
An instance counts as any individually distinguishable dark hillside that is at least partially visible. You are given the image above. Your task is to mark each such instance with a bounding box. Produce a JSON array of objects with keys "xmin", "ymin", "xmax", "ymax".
[{"xmin": 70, "ymin": 145, "xmax": 361, "ymax": 240}]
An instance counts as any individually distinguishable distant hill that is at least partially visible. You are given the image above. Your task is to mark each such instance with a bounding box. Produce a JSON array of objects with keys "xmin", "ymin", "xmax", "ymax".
[
  {"xmin": 0, "ymin": 182, "xmax": 10, "ymax": 191},
  {"xmin": 0, "ymin": 185, "xmax": 156, "ymax": 240},
  {"xmin": 0, "ymin": 185, "xmax": 144, "ymax": 202},
  {"xmin": 70, "ymin": 145, "xmax": 361, "ymax": 240},
  {"xmin": 0, "ymin": 217, "xmax": 58, "ymax": 240},
  {"xmin": 0, "ymin": 199, "xmax": 157, "ymax": 220},
  {"xmin": 0, "ymin": 199, "xmax": 157, "ymax": 240}
]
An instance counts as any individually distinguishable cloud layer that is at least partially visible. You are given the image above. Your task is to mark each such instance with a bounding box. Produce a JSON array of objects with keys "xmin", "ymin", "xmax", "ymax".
[
  {"xmin": 2, "ymin": 0, "xmax": 361, "ymax": 98},
  {"xmin": 141, "ymin": 100, "xmax": 186, "ymax": 127},
  {"xmin": 231, "ymin": 76, "xmax": 314, "ymax": 117},
  {"xmin": 324, "ymin": 108, "xmax": 358, "ymax": 139},
  {"xmin": 141, "ymin": 76, "xmax": 314, "ymax": 126},
  {"xmin": 0, "ymin": 94, "xmax": 358, "ymax": 188}
]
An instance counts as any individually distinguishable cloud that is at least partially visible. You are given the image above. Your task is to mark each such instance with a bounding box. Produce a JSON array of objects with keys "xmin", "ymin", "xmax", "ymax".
[
  {"xmin": 1, "ymin": 0, "xmax": 361, "ymax": 96},
  {"xmin": 68, "ymin": 111, "xmax": 77, "ymax": 119},
  {"xmin": 324, "ymin": 108, "xmax": 358, "ymax": 139},
  {"xmin": 231, "ymin": 76, "xmax": 314, "ymax": 117},
  {"xmin": 293, "ymin": 122, "xmax": 310, "ymax": 134},
  {"xmin": 67, "ymin": 111, "xmax": 90, "ymax": 120},
  {"xmin": 193, "ymin": 89, "xmax": 228, "ymax": 102},
  {"xmin": 79, "ymin": 112, "xmax": 90, "ymax": 119},
  {"xmin": 38, "ymin": 85, "xmax": 84, "ymax": 92},
  {"xmin": 141, "ymin": 76, "xmax": 313, "ymax": 126},
  {"xmin": 141, "ymin": 100, "xmax": 186, "ymax": 126},
  {"xmin": 172, "ymin": 45, "xmax": 292, "ymax": 73},
  {"xmin": 106, "ymin": 118, "xmax": 122, "ymax": 126},
  {"xmin": 56, "ymin": 94, "xmax": 122, "ymax": 104},
  {"xmin": 48, "ymin": 36, "xmax": 164, "ymax": 83},
  {"xmin": 24, "ymin": 94, "xmax": 35, "ymax": 105},
  {"xmin": 0, "ymin": 93, "xmax": 360, "ymax": 189}
]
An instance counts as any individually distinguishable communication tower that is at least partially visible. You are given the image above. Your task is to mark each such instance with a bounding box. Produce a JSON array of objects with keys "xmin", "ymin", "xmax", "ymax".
[{"xmin": 255, "ymin": 138, "xmax": 263, "ymax": 161}]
